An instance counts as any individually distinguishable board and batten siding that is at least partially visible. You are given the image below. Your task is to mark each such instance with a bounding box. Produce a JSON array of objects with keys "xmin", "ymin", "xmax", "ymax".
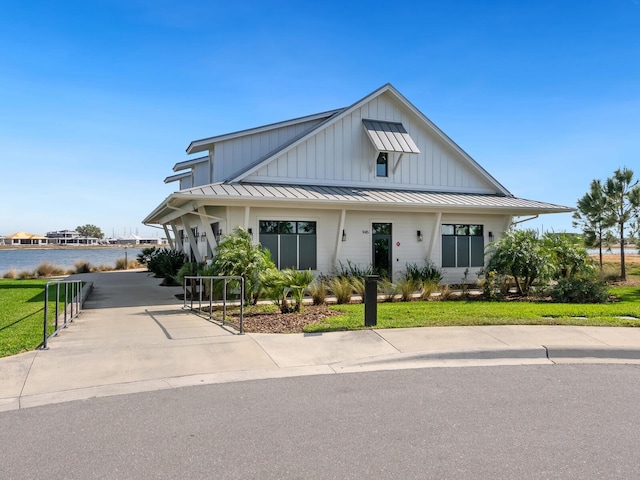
[
  {"xmin": 244, "ymin": 91, "xmax": 496, "ymax": 194},
  {"xmin": 184, "ymin": 205, "xmax": 509, "ymax": 283},
  {"xmin": 210, "ymin": 118, "xmax": 327, "ymax": 184}
]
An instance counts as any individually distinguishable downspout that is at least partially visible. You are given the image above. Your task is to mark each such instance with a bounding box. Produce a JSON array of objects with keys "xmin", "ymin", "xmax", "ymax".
[{"xmin": 334, "ymin": 209, "xmax": 346, "ymax": 268}]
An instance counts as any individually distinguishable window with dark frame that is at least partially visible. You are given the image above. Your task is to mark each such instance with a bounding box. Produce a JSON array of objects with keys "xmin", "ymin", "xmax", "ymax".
[
  {"xmin": 376, "ymin": 152, "xmax": 388, "ymax": 177},
  {"xmin": 441, "ymin": 224, "xmax": 484, "ymax": 268},
  {"xmin": 259, "ymin": 220, "xmax": 317, "ymax": 270}
]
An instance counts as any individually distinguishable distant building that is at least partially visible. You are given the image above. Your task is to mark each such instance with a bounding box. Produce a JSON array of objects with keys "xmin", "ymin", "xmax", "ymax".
[
  {"xmin": 111, "ymin": 235, "xmax": 164, "ymax": 245},
  {"xmin": 4, "ymin": 231, "xmax": 49, "ymax": 245},
  {"xmin": 46, "ymin": 230, "xmax": 99, "ymax": 245}
]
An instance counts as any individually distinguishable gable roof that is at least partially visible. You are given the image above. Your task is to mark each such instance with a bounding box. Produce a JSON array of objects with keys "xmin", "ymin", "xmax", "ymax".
[
  {"xmin": 186, "ymin": 109, "xmax": 344, "ymax": 155},
  {"xmin": 164, "ymin": 172, "xmax": 191, "ymax": 184},
  {"xmin": 173, "ymin": 156, "xmax": 208, "ymax": 172},
  {"xmin": 227, "ymin": 83, "xmax": 512, "ymax": 196}
]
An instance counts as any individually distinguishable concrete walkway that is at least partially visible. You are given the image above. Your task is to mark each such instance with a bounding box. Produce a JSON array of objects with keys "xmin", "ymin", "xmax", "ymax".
[{"xmin": 2, "ymin": 270, "xmax": 640, "ymax": 411}]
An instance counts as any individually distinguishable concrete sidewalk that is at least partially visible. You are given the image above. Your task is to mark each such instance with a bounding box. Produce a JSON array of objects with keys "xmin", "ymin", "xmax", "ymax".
[{"xmin": 2, "ymin": 270, "xmax": 640, "ymax": 412}]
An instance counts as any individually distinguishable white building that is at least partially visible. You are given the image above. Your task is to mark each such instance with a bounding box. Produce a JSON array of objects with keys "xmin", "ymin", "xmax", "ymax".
[
  {"xmin": 143, "ymin": 84, "xmax": 572, "ymax": 283},
  {"xmin": 46, "ymin": 230, "xmax": 99, "ymax": 245}
]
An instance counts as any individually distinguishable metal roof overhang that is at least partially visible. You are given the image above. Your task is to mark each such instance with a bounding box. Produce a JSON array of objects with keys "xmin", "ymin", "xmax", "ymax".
[
  {"xmin": 143, "ymin": 183, "xmax": 574, "ymax": 225},
  {"xmin": 362, "ymin": 119, "xmax": 420, "ymax": 154}
]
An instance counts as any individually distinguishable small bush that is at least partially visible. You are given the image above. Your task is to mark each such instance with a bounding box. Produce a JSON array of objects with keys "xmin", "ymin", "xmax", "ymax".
[
  {"xmin": 437, "ymin": 284, "xmax": 453, "ymax": 301},
  {"xmin": 396, "ymin": 278, "xmax": 418, "ymax": 302},
  {"xmin": 3, "ymin": 269, "xmax": 17, "ymax": 279},
  {"xmin": 35, "ymin": 261, "xmax": 66, "ymax": 277},
  {"xmin": 74, "ymin": 260, "xmax": 92, "ymax": 274},
  {"xmin": 146, "ymin": 248, "xmax": 186, "ymax": 280},
  {"xmin": 18, "ymin": 270, "xmax": 34, "ymax": 279},
  {"xmin": 95, "ymin": 264, "xmax": 112, "ymax": 272},
  {"xmin": 350, "ymin": 277, "xmax": 365, "ymax": 303},
  {"xmin": 114, "ymin": 258, "xmax": 128, "ymax": 270},
  {"xmin": 551, "ymin": 277, "xmax": 610, "ymax": 304},
  {"xmin": 378, "ymin": 279, "xmax": 396, "ymax": 302},
  {"xmin": 329, "ymin": 277, "xmax": 353, "ymax": 304},
  {"xmin": 403, "ymin": 260, "xmax": 443, "ymax": 284},
  {"xmin": 336, "ymin": 260, "xmax": 374, "ymax": 280},
  {"xmin": 420, "ymin": 279, "xmax": 439, "ymax": 300},
  {"xmin": 308, "ymin": 279, "xmax": 328, "ymax": 305}
]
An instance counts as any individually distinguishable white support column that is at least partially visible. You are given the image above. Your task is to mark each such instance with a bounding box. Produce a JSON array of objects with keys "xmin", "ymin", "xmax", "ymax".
[
  {"xmin": 170, "ymin": 223, "xmax": 182, "ymax": 253},
  {"xmin": 182, "ymin": 215, "xmax": 203, "ymax": 263},
  {"xmin": 427, "ymin": 212, "xmax": 442, "ymax": 260},
  {"xmin": 197, "ymin": 206, "xmax": 219, "ymax": 254},
  {"xmin": 162, "ymin": 224, "xmax": 174, "ymax": 250},
  {"xmin": 333, "ymin": 209, "xmax": 346, "ymax": 268}
]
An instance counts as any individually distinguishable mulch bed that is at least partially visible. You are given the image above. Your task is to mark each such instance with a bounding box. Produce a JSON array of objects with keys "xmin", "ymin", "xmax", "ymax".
[{"xmin": 240, "ymin": 305, "xmax": 343, "ymax": 333}]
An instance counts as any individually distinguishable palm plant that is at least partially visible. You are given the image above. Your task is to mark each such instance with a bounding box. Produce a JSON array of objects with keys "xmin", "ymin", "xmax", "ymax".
[{"xmin": 211, "ymin": 227, "xmax": 275, "ymax": 304}]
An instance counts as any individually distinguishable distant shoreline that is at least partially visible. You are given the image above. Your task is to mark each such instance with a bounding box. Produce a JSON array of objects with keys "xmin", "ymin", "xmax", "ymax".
[{"xmin": 0, "ymin": 244, "xmax": 169, "ymax": 251}]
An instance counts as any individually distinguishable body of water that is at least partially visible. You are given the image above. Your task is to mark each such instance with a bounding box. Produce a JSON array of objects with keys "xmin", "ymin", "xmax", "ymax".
[{"xmin": 0, "ymin": 247, "xmax": 147, "ymax": 274}]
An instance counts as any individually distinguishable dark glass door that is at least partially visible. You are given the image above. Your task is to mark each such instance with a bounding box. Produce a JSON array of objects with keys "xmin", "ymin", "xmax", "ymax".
[{"xmin": 372, "ymin": 223, "xmax": 392, "ymax": 277}]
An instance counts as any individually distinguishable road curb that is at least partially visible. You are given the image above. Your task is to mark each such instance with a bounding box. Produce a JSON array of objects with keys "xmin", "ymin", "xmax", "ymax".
[{"xmin": 545, "ymin": 346, "xmax": 640, "ymax": 360}]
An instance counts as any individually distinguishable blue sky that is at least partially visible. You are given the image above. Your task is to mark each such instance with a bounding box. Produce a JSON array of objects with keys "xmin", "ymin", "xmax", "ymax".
[{"xmin": 1, "ymin": 0, "xmax": 639, "ymax": 238}]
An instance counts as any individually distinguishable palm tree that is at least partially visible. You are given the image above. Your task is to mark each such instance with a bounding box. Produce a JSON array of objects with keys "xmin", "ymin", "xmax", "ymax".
[
  {"xmin": 603, "ymin": 167, "xmax": 640, "ymax": 281},
  {"xmin": 572, "ymin": 179, "xmax": 614, "ymax": 270}
]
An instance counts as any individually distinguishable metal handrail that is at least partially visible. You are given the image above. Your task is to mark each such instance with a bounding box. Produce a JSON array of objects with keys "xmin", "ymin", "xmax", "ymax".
[
  {"xmin": 42, "ymin": 280, "xmax": 84, "ymax": 349},
  {"xmin": 183, "ymin": 275, "xmax": 245, "ymax": 334}
]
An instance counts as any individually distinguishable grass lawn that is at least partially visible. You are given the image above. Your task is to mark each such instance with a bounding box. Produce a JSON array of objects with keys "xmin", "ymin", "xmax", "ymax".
[
  {"xmin": 305, "ymin": 286, "xmax": 640, "ymax": 333},
  {"xmin": 0, "ymin": 279, "xmax": 71, "ymax": 358}
]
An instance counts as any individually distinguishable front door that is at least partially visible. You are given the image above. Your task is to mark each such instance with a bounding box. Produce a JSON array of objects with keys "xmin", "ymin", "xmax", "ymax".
[{"xmin": 372, "ymin": 223, "xmax": 392, "ymax": 277}]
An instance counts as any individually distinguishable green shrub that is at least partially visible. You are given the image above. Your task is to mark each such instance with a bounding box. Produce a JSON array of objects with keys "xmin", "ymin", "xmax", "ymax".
[
  {"xmin": 551, "ymin": 276, "xmax": 610, "ymax": 304},
  {"xmin": 378, "ymin": 279, "xmax": 396, "ymax": 302},
  {"xmin": 329, "ymin": 277, "xmax": 353, "ymax": 304},
  {"xmin": 336, "ymin": 260, "xmax": 375, "ymax": 280},
  {"xmin": 308, "ymin": 279, "xmax": 328, "ymax": 305},
  {"xmin": 350, "ymin": 277, "xmax": 365, "ymax": 303},
  {"xmin": 211, "ymin": 227, "xmax": 275, "ymax": 305},
  {"xmin": 260, "ymin": 268, "xmax": 294, "ymax": 313},
  {"xmin": 146, "ymin": 248, "xmax": 186, "ymax": 281},
  {"xmin": 403, "ymin": 260, "xmax": 443, "ymax": 284},
  {"xmin": 420, "ymin": 279, "xmax": 439, "ymax": 300},
  {"xmin": 396, "ymin": 278, "xmax": 418, "ymax": 302},
  {"xmin": 137, "ymin": 247, "xmax": 158, "ymax": 266}
]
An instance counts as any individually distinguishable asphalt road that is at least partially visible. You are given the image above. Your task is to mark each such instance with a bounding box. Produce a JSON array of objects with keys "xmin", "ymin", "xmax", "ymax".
[{"xmin": 3, "ymin": 364, "xmax": 640, "ymax": 479}]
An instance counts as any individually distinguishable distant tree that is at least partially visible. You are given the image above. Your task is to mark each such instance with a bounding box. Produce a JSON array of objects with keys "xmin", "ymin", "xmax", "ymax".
[
  {"xmin": 76, "ymin": 224, "xmax": 104, "ymax": 239},
  {"xmin": 572, "ymin": 179, "xmax": 614, "ymax": 270},
  {"xmin": 603, "ymin": 167, "xmax": 640, "ymax": 281}
]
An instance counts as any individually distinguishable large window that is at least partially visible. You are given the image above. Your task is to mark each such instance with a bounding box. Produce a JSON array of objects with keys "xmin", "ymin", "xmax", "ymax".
[
  {"xmin": 259, "ymin": 220, "xmax": 317, "ymax": 270},
  {"xmin": 442, "ymin": 224, "xmax": 484, "ymax": 268}
]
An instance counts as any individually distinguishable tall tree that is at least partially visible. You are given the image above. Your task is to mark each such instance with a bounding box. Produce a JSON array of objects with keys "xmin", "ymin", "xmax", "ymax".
[
  {"xmin": 572, "ymin": 179, "xmax": 614, "ymax": 270},
  {"xmin": 76, "ymin": 224, "xmax": 104, "ymax": 239},
  {"xmin": 603, "ymin": 167, "xmax": 640, "ymax": 281}
]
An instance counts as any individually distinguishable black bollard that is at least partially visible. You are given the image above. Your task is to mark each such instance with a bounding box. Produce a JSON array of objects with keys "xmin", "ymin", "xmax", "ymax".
[{"xmin": 364, "ymin": 275, "xmax": 379, "ymax": 327}]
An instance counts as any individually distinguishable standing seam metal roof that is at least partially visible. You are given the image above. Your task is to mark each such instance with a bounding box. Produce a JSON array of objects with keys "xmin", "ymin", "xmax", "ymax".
[{"xmin": 174, "ymin": 182, "xmax": 573, "ymax": 211}]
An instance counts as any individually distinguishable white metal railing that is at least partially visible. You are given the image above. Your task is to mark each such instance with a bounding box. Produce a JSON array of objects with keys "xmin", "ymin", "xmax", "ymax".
[{"xmin": 183, "ymin": 276, "xmax": 245, "ymax": 334}]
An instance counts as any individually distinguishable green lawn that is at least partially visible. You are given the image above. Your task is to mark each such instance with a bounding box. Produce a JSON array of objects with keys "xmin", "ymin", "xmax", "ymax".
[
  {"xmin": 306, "ymin": 286, "xmax": 640, "ymax": 332},
  {"xmin": 0, "ymin": 279, "xmax": 71, "ymax": 358}
]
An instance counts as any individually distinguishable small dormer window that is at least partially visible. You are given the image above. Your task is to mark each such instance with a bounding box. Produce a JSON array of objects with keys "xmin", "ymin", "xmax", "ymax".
[{"xmin": 376, "ymin": 152, "xmax": 388, "ymax": 177}]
